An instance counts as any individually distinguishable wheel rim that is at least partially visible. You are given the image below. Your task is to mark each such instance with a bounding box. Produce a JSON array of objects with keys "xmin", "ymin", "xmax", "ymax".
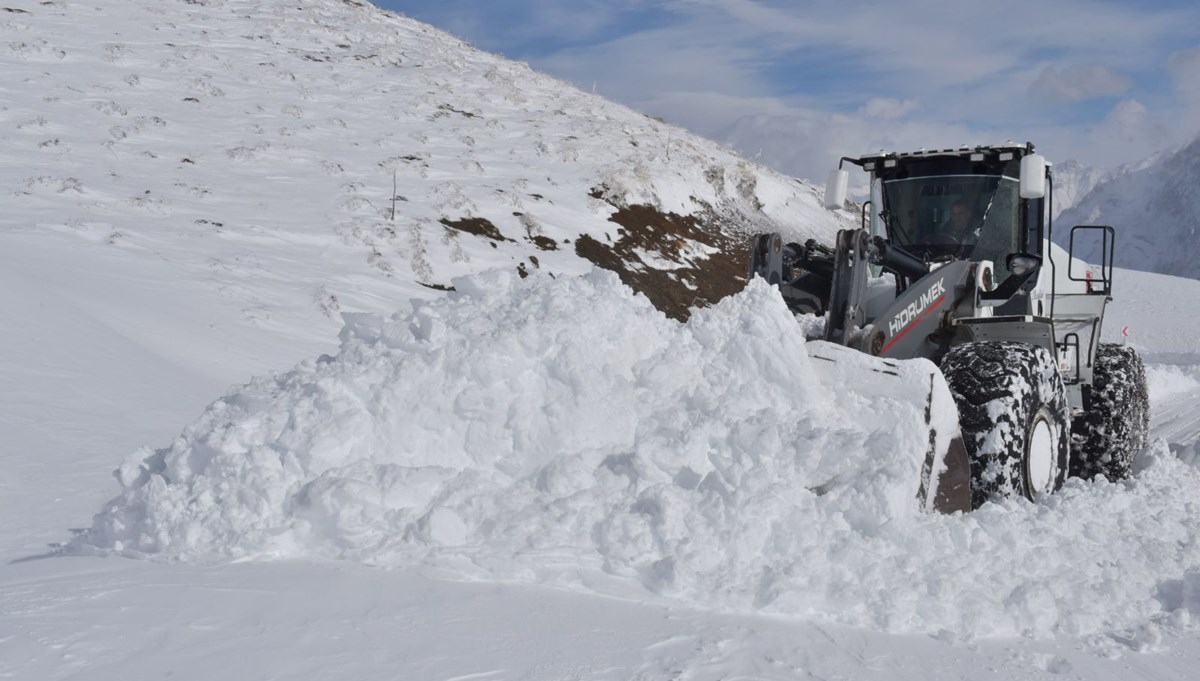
[{"xmin": 1027, "ymin": 416, "xmax": 1056, "ymax": 495}]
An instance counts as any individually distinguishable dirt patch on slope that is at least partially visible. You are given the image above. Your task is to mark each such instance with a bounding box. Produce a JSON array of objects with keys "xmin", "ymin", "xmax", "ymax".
[
  {"xmin": 440, "ymin": 217, "xmax": 512, "ymax": 243},
  {"xmin": 576, "ymin": 193, "xmax": 750, "ymax": 321}
]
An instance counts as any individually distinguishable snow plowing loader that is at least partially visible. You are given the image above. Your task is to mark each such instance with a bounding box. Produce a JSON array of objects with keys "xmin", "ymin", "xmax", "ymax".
[{"xmin": 749, "ymin": 143, "xmax": 1149, "ymax": 511}]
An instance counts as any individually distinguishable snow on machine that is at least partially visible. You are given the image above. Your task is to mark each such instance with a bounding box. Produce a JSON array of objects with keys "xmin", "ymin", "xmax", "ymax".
[{"xmin": 749, "ymin": 143, "xmax": 1149, "ymax": 511}]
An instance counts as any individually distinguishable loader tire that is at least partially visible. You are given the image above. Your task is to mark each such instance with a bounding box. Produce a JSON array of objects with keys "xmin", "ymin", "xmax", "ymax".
[
  {"xmin": 1069, "ymin": 344, "xmax": 1149, "ymax": 481},
  {"xmin": 941, "ymin": 341, "xmax": 1070, "ymax": 509}
]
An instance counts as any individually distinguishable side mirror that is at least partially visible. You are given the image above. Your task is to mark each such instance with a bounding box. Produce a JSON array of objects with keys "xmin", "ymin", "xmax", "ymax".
[
  {"xmin": 1019, "ymin": 154, "xmax": 1046, "ymax": 199},
  {"xmin": 824, "ymin": 169, "xmax": 849, "ymax": 209},
  {"xmin": 1006, "ymin": 252, "xmax": 1041, "ymax": 275},
  {"xmin": 982, "ymin": 252, "xmax": 1044, "ymax": 301}
]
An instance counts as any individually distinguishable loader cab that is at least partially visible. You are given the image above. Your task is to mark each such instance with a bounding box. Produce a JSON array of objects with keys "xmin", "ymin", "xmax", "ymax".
[
  {"xmin": 830, "ymin": 145, "xmax": 1048, "ymax": 288},
  {"xmin": 870, "ymin": 152, "xmax": 1039, "ymax": 283}
]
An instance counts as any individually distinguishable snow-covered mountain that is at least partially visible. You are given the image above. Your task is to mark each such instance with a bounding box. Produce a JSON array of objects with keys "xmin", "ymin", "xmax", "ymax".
[
  {"xmin": 1056, "ymin": 136, "xmax": 1200, "ymax": 279},
  {"xmin": 1049, "ymin": 158, "xmax": 1105, "ymax": 218}
]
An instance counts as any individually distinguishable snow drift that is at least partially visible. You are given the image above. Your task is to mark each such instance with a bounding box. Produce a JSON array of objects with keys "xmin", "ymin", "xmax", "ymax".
[
  {"xmin": 86, "ymin": 273, "xmax": 943, "ymax": 587},
  {"xmin": 82, "ymin": 271, "xmax": 1200, "ymax": 643}
]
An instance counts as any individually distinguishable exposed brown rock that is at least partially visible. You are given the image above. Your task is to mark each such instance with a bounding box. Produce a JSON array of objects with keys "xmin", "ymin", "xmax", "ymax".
[
  {"xmin": 575, "ymin": 200, "xmax": 750, "ymax": 322},
  {"xmin": 440, "ymin": 217, "xmax": 512, "ymax": 242}
]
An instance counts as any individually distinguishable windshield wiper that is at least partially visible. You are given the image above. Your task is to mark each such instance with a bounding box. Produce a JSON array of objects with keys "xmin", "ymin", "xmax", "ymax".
[{"xmin": 878, "ymin": 206, "xmax": 914, "ymax": 245}]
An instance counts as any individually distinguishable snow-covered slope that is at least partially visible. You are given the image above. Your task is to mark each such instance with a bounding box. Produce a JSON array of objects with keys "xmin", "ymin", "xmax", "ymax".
[
  {"xmin": 0, "ymin": 0, "xmax": 848, "ymax": 571},
  {"xmin": 1057, "ymin": 136, "xmax": 1200, "ymax": 279},
  {"xmin": 2, "ymin": 0, "xmax": 845, "ymax": 326},
  {"xmin": 1049, "ymin": 158, "xmax": 1105, "ymax": 218}
]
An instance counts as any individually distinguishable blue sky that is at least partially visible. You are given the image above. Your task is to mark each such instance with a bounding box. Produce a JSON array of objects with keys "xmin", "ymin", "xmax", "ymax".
[{"xmin": 380, "ymin": 0, "xmax": 1200, "ymax": 181}]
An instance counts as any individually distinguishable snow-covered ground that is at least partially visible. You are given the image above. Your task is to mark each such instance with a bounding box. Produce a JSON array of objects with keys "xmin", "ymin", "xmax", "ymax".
[
  {"xmin": 1110, "ymin": 268, "xmax": 1200, "ymax": 466},
  {"xmin": 7, "ymin": 264, "xmax": 1200, "ymax": 681},
  {"xmin": 6, "ymin": 0, "xmax": 1200, "ymax": 679}
]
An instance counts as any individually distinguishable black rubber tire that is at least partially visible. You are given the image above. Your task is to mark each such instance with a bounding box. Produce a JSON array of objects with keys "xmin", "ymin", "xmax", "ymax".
[
  {"xmin": 1069, "ymin": 344, "xmax": 1150, "ymax": 481},
  {"xmin": 941, "ymin": 341, "xmax": 1070, "ymax": 509}
]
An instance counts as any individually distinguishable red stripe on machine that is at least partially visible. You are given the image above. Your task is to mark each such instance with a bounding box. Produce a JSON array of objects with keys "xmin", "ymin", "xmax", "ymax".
[{"xmin": 879, "ymin": 295, "xmax": 946, "ymax": 355}]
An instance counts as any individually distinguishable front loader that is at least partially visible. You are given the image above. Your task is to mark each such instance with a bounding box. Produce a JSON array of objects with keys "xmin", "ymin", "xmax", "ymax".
[{"xmin": 749, "ymin": 143, "xmax": 1149, "ymax": 511}]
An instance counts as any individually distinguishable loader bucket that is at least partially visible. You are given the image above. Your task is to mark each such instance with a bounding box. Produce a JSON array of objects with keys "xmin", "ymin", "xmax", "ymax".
[
  {"xmin": 808, "ymin": 342, "xmax": 972, "ymax": 514},
  {"xmin": 926, "ymin": 434, "xmax": 971, "ymax": 513},
  {"xmin": 918, "ymin": 372, "xmax": 971, "ymax": 514}
]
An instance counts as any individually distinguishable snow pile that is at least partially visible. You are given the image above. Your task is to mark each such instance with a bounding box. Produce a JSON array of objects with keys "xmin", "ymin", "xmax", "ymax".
[
  {"xmin": 1146, "ymin": 364, "xmax": 1200, "ymax": 402},
  {"xmin": 86, "ymin": 272, "xmax": 945, "ymax": 580},
  {"xmin": 82, "ymin": 271, "xmax": 1200, "ymax": 641}
]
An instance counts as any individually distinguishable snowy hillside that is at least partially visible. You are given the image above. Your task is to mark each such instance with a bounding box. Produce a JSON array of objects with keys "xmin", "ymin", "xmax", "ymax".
[
  {"xmin": 1057, "ymin": 136, "xmax": 1200, "ymax": 279},
  {"xmin": 2, "ymin": 0, "xmax": 845, "ymax": 328},
  {"xmin": 6, "ymin": 0, "xmax": 1200, "ymax": 680}
]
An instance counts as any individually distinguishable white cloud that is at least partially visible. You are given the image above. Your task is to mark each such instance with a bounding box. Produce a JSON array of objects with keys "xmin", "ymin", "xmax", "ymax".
[
  {"xmin": 1029, "ymin": 64, "xmax": 1131, "ymax": 102},
  {"xmin": 436, "ymin": 0, "xmax": 1200, "ymax": 177},
  {"xmin": 1025, "ymin": 99, "xmax": 1174, "ymax": 170},
  {"xmin": 1106, "ymin": 100, "xmax": 1150, "ymax": 129},
  {"xmin": 1170, "ymin": 44, "xmax": 1200, "ymax": 105},
  {"xmin": 391, "ymin": 0, "xmax": 660, "ymax": 53},
  {"xmin": 540, "ymin": 30, "xmax": 777, "ymax": 124},
  {"xmin": 1171, "ymin": 44, "xmax": 1200, "ymax": 73},
  {"xmin": 1092, "ymin": 100, "xmax": 1173, "ymax": 164},
  {"xmin": 714, "ymin": 107, "xmax": 982, "ymax": 184},
  {"xmin": 519, "ymin": 0, "xmax": 658, "ymax": 43},
  {"xmin": 858, "ymin": 98, "xmax": 919, "ymax": 119},
  {"xmin": 676, "ymin": 0, "xmax": 1189, "ymax": 91}
]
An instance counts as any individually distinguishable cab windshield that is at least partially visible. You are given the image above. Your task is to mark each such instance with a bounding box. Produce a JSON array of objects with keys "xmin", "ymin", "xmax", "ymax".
[{"xmin": 879, "ymin": 174, "xmax": 1020, "ymax": 267}]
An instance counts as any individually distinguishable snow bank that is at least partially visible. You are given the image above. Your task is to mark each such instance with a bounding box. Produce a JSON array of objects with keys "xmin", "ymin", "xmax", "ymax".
[
  {"xmin": 85, "ymin": 274, "xmax": 941, "ymax": 571},
  {"xmin": 1146, "ymin": 363, "xmax": 1200, "ymax": 401},
  {"xmin": 82, "ymin": 271, "xmax": 1200, "ymax": 642}
]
